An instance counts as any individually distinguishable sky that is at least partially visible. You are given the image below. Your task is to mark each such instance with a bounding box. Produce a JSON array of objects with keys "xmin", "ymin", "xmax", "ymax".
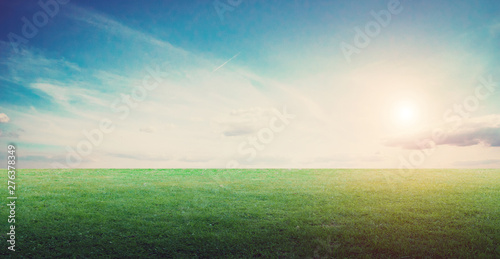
[{"xmin": 0, "ymin": 0, "xmax": 499, "ymax": 169}]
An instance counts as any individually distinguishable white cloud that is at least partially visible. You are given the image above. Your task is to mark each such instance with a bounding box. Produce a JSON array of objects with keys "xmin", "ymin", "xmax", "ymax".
[{"xmin": 0, "ymin": 113, "xmax": 10, "ymax": 123}]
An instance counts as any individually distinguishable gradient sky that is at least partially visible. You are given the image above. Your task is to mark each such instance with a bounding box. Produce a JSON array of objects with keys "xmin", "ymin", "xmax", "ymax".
[{"xmin": 1, "ymin": 0, "xmax": 499, "ymax": 169}]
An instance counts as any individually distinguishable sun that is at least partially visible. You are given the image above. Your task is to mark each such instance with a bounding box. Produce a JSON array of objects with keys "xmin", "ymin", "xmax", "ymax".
[{"xmin": 394, "ymin": 101, "xmax": 419, "ymax": 126}]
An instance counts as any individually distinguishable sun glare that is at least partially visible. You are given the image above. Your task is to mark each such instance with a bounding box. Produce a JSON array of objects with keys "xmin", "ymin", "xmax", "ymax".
[{"xmin": 394, "ymin": 101, "xmax": 419, "ymax": 126}]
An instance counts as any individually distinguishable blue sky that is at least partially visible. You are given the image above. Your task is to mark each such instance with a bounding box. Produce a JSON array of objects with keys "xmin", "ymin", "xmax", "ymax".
[{"xmin": 1, "ymin": 0, "xmax": 500, "ymax": 168}]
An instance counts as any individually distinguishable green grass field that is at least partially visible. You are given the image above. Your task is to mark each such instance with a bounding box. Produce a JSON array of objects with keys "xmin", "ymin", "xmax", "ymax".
[{"xmin": 1, "ymin": 169, "xmax": 499, "ymax": 258}]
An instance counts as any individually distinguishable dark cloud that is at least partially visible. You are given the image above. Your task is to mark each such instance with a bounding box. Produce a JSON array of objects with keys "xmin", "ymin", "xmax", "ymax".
[
  {"xmin": 444, "ymin": 127, "xmax": 500, "ymax": 147},
  {"xmin": 384, "ymin": 114, "xmax": 500, "ymax": 149}
]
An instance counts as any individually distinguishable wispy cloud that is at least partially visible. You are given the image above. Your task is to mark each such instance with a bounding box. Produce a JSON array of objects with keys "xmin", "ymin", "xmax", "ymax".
[
  {"xmin": 2, "ymin": 48, "xmax": 81, "ymax": 83},
  {"xmin": 139, "ymin": 126, "xmax": 157, "ymax": 133},
  {"xmin": 490, "ymin": 22, "xmax": 500, "ymax": 36},
  {"xmin": 0, "ymin": 131, "xmax": 19, "ymax": 139},
  {"xmin": 29, "ymin": 82, "xmax": 110, "ymax": 119},
  {"xmin": 212, "ymin": 107, "xmax": 277, "ymax": 137},
  {"xmin": 106, "ymin": 152, "xmax": 172, "ymax": 162},
  {"xmin": 66, "ymin": 5, "xmax": 186, "ymax": 54}
]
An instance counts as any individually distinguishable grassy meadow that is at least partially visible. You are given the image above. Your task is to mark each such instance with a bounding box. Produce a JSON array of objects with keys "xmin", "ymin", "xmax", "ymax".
[{"xmin": 0, "ymin": 169, "xmax": 499, "ymax": 258}]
